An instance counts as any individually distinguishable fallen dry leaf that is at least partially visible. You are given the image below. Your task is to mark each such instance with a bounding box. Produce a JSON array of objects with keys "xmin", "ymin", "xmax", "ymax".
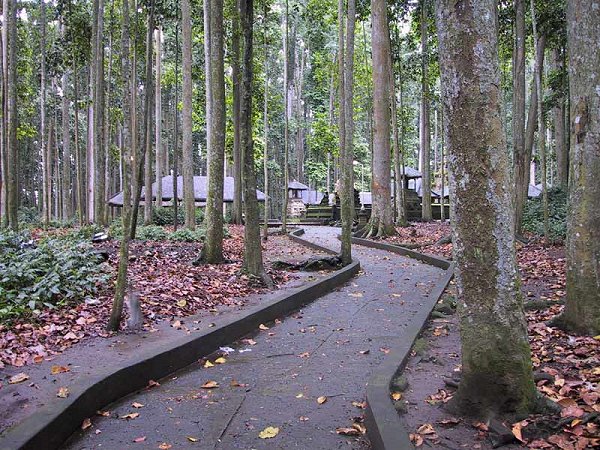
[
  {"xmin": 120, "ymin": 413, "xmax": 140, "ymax": 420},
  {"xmin": 258, "ymin": 426, "xmax": 279, "ymax": 439},
  {"xmin": 317, "ymin": 396, "xmax": 327, "ymax": 404},
  {"xmin": 259, "ymin": 324, "xmax": 269, "ymax": 330},
  {"xmin": 410, "ymin": 433, "xmax": 424, "ymax": 447},
  {"xmin": 133, "ymin": 436, "xmax": 146, "ymax": 443},
  {"xmin": 417, "ymin": 423, "xmax": 436, "ymax": 435},
  {"xmin": 336, "ymin": 427, "xmax": 360, "ymax": 436},
  {"xmin": 214, "ymin": 357, "xmax": 227, "ymax": 364},
  {"xmin": 186, "ymin": 436, "xmax": 199, "ymax": 442},
  {"xmin": 81, "ymin": 418, "xmax": 92, "ymax": 430},
  {"xmin": 352, "ymin": 401, "xmax": 367, "ymax": 409},
  {"xmin": 131, "ymin": 402, "xmax": 144, "ymax": 408},
  {"xmin": 8, "ymin": 373, "xmax": 29, "ymax": 384},
  {"xmin": 203, "ymin": 360, "xmax": 215, "ymax": 368},
  {"xmin": 57, "ymin": 387, "xmax": 69, "ymax": 398},
  {"xmin": 158, "ymin": 443, "xmax": 172, "ymax": 450},
  {"xmin": 391, "ymin": 392, "xmax": 402, "ymax": 401},
  {"xmin": 50, "ymin": 365, "xmax": 70, "ymax": 375},
  {"xmin": 201, "ymin": 380, "xmax": 219, "ymax": 389},
  {"xmin": 348, "ymin": 292, "xmax": 363, "ymax": 298}
]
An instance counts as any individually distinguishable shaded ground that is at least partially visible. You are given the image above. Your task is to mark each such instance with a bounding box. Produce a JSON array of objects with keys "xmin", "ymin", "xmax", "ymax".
[
  {"xmin": 384, "ymin": 222, "xmax": 600, "ymax": 449},
  {"xmin": 61, "ymin": 226, "xmax": 445, "ymax": 450},
  {"xmin": 0, "ymin": 230, "xmax": 328, "ymax": 434}
]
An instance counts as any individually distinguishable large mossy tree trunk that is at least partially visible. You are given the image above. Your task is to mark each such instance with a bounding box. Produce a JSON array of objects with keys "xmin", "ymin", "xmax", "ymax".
[
  {"xmin": 201, "ymin": 0, "xmax": 225, "ymax": 263},
  {"xmin": 365, "ymin": 0, "xmax": 395, "ymax": 238},
  {"xmin": 239, "ymin": 0, "xmax": 270, "ymax": 285},
  {"xmin": 559, "ymin": 0, "xmax": 600, "ymax": 335},
  {"xmin": 181, "ymin": 0, "xmax": 195, "ymax": 230},
  {"xmin": 435, "ymin": 0, "xmax": 536, "ymax": 416}
]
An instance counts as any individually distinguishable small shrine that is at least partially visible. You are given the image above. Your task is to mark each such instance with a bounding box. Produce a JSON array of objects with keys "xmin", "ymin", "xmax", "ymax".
[{"xmin": 287, "ymin": 180, "xmax": 309, "ymax": 218}]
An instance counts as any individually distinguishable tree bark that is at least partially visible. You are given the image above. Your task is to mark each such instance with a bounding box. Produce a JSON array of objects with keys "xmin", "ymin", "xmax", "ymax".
[
  {"xmin": 340, "ymin": 0, "xmax": 355, "ymax": 265},
  {"xmin": 94, "ymin": 0, "xmax": 106, "ymax": 226},
  {"xmin": 420, "ymin": 0, "xmax": 432, "ymax": 221},
  {"xmin": 239, "ymin": 0, "xmax": 270, "ymax": 284},
  {"xmin": 262, "ymin": 5, "xmax": 269, "ymax": 241},
  {"xmin": 182, "ymin": 0, "xmax": 195, "ymax": 229},
  {"xmin": 61, "ymin": 65, "xmax": 72, "ymax": 220},
  {"xmin": 203, "ymin": 0, "xmax": 211, "ymax": 177},
  {"xmin": 143, "ymin": 14, "xmax": 154, "ymax": 226},
  {"xmin": 231, "ymin": 3, "xmax": 243, "ymax": 225},
  {"xmin": 155, "ymin": 28, "xmax": 163, "ymax": 208},
  {"xmin": 366, "ymin": 0, "xmax": 395, "ymax": 238},
  {"xmin": 513, "ymin": 0, "xmax": 525, "ymax": 226},
  {"xmin": 281, "ymin": 0, "xmax": 289, "ymax": 233},
  {"xmin": 516, "ymin": 36, "xmax": 546, "ymax": 235},
  {"xmin": 40, "ymin": 0, "xmax": 49, "ymax": 226},
  {"xmin": 201, "ymin": 0, "xmax": 225, "ymax": 263},
  {"xmin": 390, "ymin": 48, "xmax": 406, "ymax": 226},
  {"xmin": 5, "ymin": 0, "xmax": 17, "ymax": 229},
  {"xmin": 552, "ymin": 48, "xmax": 567, "ymax": 188},
  {"xmin": 559, "ymin": 0, "xmax": 600, "ymax": 335},
  {"xmin": 435, "ymin": 0, "xmax": 536, "ymax": 416},
  {"xmin": 108, "ymin": 0, "xmax": 133, "ymax": 332}
]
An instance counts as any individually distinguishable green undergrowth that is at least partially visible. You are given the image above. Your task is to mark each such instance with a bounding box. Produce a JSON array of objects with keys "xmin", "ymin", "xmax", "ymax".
[
  {"xmin": 522, "ymin": 187, "xmax": 567, "ymax": 241},
  {"xmin": 0, "ymin": 230, "xmax": 110, "ymax": 323},
  {"xmin": 108, "ymin": 222, "xmax": 230, "ymax": 242}
]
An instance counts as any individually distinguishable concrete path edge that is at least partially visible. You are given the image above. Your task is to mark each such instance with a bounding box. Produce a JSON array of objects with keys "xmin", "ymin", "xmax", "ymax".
[
  {"xmin": 0, "ymin": 230, "xmax": 360, "ymax": 450},
  {"xmin": 351, "ymin": 237, "xmax": 455, "ymax": 450}
]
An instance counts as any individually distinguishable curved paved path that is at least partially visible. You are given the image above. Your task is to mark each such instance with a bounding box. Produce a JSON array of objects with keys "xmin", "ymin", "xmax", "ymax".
[{"xmin": 63, "ymin": 227, "xmax": 444, "ymax": 450}]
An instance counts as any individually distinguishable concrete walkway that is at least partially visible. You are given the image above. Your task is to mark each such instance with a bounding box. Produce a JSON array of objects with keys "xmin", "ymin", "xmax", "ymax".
[{"xmin": 63, "ymin": 227, "xmax": 444, "ymax": 450}]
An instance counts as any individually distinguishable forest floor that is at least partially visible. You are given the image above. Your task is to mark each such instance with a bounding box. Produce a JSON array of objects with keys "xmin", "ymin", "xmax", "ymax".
[
  {"xmin": 0, "ymin": 226, "xmax": 330, "ymax": 433},
  {"xmin": 379, "ymin": 222, "xmax": 600, "ymax": 449}
]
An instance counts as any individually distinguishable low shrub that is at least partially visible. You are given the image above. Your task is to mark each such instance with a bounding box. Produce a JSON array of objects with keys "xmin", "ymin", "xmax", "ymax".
[
  {"xmin": 168, "ymin": 228, "xmax": 206, "ymax": 242},
  {"xmin": 152, "ymin": 207, "xmax": 204, "ymax": 226},
  {"xmin": 136, "ymin": 225, "xmax": 169, "ymax": 241},
  {"xmin": 0, "ymin": 230, "xmax": 110, "ymax": 322},
  {"xmin": 522, "ymin": 187, "xmax": 567, "ymax": 241}
]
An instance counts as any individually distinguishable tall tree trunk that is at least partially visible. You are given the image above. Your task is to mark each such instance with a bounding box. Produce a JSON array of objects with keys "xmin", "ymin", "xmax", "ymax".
[
  {"xmin": 559, "ymin": 0, "xmax": 600, "ymax": 335},
  {"xmin": 516, "ymin": 36, "xmax": 546, "ymax": 234},
  {"xmin": 530, "ymin": 0, "xmax": 548, "ymax": 238},
  {"xmin": 231, "ymin": 3, "xmax": 243, "ymax": 225},
  {"xmin": 173, "ymin": 24, "xmax": 179, "ymax": 231},
  {"xmin": 420, "ymin": 0, "xmax": 432, "ymax": 221},
  {"xmin": 200, "ymin": 0, "xmax": 225, "ymax": 263},
  {"xmin": 552, "ymin": 48, "xmax": 567, "ymax": 188},
  {"xmin": 390, "ymin": 48, "xmax": 406, "ymax": 226},
  {"xmin": 61, "ymin": 66, "xmax": 72, "ymax": 220},
  {"xmin": 262, "ymin": 5, "xmax": 269, "ymax": 242},
  {"xmin": 239, "ymin": 0, "xmax": 270, "ymax": 284},
  {"xmin": 203, "ymin": 0, "xmax": 211, "ymax": 177},
  {"xmin": 182, "ymin": 0, "xmax": 195, "ymax": 230},
  {"xmin": 513, "ymin": 0, "xmax": 525, "ymax": 233},
  {"xmin": 1, "ymin": 0, "xmax": 7, "ymax": 226},
  {"xmin": 143, "ymin": 15, "xmax": 155, "ymax": 226},
  {"xmin": 40, "ymin": 0, "xmax": 49, "ymax": 226},
  {"xmin": 365, "ymin": 0, "xmax": 394, "ymax": 238},
  {"xmin": 435, "ymin": 0, "xmax": 536, "ymax": 416},
  {"xmin": 129, "ymin": 0, "xmax": 155, "ymax": 238},
  {"xmin": 440, "ymin": 107, "xmax": 445, "ymax": 221},
  {"xmin": 340, "ymin": 0, "xmax": 355, "ymax": 265},
  {"xmin": 108, "ymin": 0, "xmax": 133, "ymax": 332},
  {"xmin": 73, "ymin": 60, "xmax": 85, "ymax": 224},
  {"xmin": 94, "ymin": 0, "xmax": 106, "ymax": 225},
  {"xmin": 5, "ymin": 0, "xmax": 17, "ymax": 229},
  {"xmin": 281, "ymin": 0, "xmax": 289, "ymax": 233},
  {"xmin": 155, "ymin": 27, "xmax": 163, "ymax": 208}
]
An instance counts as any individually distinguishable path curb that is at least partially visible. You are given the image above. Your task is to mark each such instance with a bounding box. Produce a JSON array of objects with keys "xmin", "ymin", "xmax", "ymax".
[
  {"xmin": 352, "ymin": 237, "xmax": 455, "ymax": 450},
  {"xmin": 0, "ymin": 231, "xmax": 359, "ymax": 450}
]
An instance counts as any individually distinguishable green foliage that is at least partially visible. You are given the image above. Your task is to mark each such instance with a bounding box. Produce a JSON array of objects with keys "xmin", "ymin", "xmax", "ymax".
[
  {"xmin": 522, "ymin": 187, "xmax": 567, "ymax": 240},
  {"xmin": 0, "ymin": 231, "xmax": 110, "ymax": 322},
  {"xmin": 152, "ymin": 207, "xmax": 204, "ymax": 226},
  {"xmin": 18, "ymin": 207, "xmax": 41, "ymax": 225},
  {"xmin": 167, "ymin": 228, "xmax": 206, "ymax": 242},
  {"xmin": 135, "ymin": 225, "xmax": 169, "ymax": 241}
]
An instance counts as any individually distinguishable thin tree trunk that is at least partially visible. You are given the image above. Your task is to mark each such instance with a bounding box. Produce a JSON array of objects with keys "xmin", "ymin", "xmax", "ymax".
[
  {"xmin": 143, "ymin": 17, "xmax": 155, "ymax": 226},
  {"xmin": 73, "ymin": 58, "xmax": 85, "ymax": 224},
  {"xmin": 513, "ymin": 0, "xmax": 525, "ymax": 233},
  {"xmin": 130, "ymin": 0, "xmax": 155, "ymax": 238},
  {"xmin": 440, "ymin": 107, "xmax": 445, "ymax": 221},
  {"xmin": 173, "ymin": 23, "xmax": 180, "ymax": 230},
  {"xmin": 155, "ymin": 27, "xmax": 163, "ymax": 208},
  {"xmin": 420, "ymin": 0, "xmax": 432, "ymax": 221},
  {"xmin": 365, "ymin": 0, "xmax": 394, "ymax": 238},
  {"xmin": 239, "ymin": 0, "xmax": 270, "ymax": 284},
  {"xmin": 94, "ymin": 0, "xmax": 106, "ymax": 225},
  {"xmin": 62, "ymin": 65, "xmax": 71, "ymax": 220},
  {"xmin": 108, "ymin": 0, "xmax": 133, "ymax": 332},
  {"xmin": 281, "ymin": 0, "xmax": 289, "ymax": 233},
  {"xmin": 552, "ymin": 48, "xmax": 567, "ymax": 188},
  {"xmin": 390, "ymin": 48, "xmax": 406, "ymax": 225},
  {"xmin": 340, "ymin": 0, "xmax": 355, "ymax": 265},
  {"xmin": 435, "ymin": 0, "xmax": 536, "ymax": 416},
  {"xmin": 40, "ymin": 0, "xmax": 49, "ymax": 226},
  {"xmin": 200, "ymin": 0, "xmax": 225, "ymax": 263},
  {"xmin": 262, "ymin": 5, "xmax": 269, "ymax": 241},
  {"xmin": 5, "ymin": 0, "xmax": 16, "ymax": 229},
  {"xmin": 558, "ymin": 0, "xmax": 600, "ymax": 335},
  {"xmin": 1, "ymin": 0, "xmax": 7, "ymax": 226},
  {"xmin": 231, "ymin": 3, "xmax": 243, "ymax": 225},
  {"xmin": 203, "ymin": 0, "xmax": 211, "ymax": 176},
  {"xmin": 530, "ymin": 0, "xmax": 548, "ymax": 239},
  {"xmin": 181, "ymin": 0, "xmax": 195, "ymax": 230}
]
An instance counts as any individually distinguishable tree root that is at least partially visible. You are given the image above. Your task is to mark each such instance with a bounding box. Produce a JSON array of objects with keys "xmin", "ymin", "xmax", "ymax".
[{"xmin": 271, "ymin": 256, "xmax": 342, "ymax": 271}]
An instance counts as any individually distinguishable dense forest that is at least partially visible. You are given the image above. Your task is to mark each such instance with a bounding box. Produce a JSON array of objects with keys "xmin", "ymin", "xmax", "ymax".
[{"xmin": 0, "ymin": 0, "xmax": 599, "ymax": 446}]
